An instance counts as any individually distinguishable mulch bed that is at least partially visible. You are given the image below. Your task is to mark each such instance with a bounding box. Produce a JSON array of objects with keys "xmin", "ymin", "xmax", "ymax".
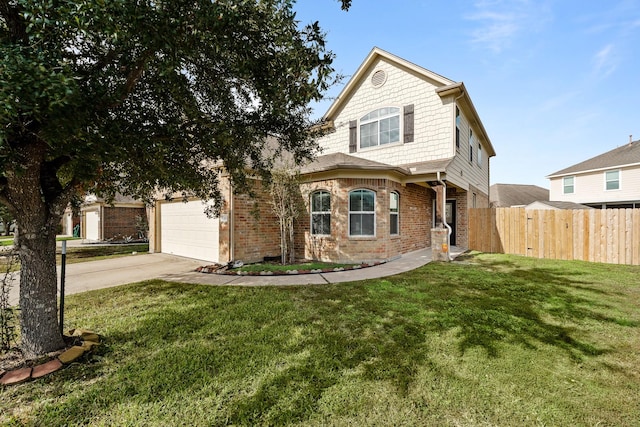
[{"xmin": 196, "ymin": 260, "xmax": 385, "ymax": 275}]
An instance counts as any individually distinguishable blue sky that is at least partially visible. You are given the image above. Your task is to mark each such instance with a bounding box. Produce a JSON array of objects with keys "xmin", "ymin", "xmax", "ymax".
[{"xmin": 294, "ymin": 0, "xmax": 640, "ymax": 188}]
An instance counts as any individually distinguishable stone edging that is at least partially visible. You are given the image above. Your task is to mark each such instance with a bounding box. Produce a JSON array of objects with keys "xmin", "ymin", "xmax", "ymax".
[
  {"xmin": 196, "ymin": 260, "xmax": 386, "ymax": 275},
  {"xmin": 0, "ymin": 328, "xmax": 100, "ymax": 387}
]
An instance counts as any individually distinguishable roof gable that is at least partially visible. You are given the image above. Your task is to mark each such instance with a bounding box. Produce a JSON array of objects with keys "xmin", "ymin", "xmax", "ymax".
[
  {"xmin": 323, "ymin": 47, "xmax": 455, "ymax": 121},
  {"xmin": 320, "ymin": 47, "xmax": 496, "ymax": 158},
  {"xmin": 548, "ymin": 140, "xmax": 640, "ymax": 177}
]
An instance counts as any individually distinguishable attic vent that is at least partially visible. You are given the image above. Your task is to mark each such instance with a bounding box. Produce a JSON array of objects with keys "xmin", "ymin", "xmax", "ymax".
[{"xmin": 371, "ymin": 69, "xmax": 387, "ymax": 87}]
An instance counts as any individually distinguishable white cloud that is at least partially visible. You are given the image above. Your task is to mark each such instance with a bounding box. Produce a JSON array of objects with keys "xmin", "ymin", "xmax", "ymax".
[
  {"xmin": 593, "ymin": 44, "xmax": 618, "ymax": 78},
  {"xmin": 466, "ymin": 0, "xmax": 550, "ymax": 53}
]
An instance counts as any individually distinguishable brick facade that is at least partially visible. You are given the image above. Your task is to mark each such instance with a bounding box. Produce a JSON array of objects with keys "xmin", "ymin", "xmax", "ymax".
[
  {"xmin": 295, "ymin": 178, "xmax": 433, "ymax": 263},
  {"xmin": 102, "ymin": 206, "xmax": 146, "ymax": 240},
  {"xmin": 150, "ymin": 176, "xmax": 476, "ymax": 264},
  {"xmin": 228, "ymin": 180, "xmax": 282, "ymax": 264}
]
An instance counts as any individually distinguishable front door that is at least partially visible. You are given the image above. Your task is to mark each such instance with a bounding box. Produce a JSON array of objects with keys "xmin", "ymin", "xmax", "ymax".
[{"xmin": 445, "ymin": 200, "xmax": 456, "ymax": 246}]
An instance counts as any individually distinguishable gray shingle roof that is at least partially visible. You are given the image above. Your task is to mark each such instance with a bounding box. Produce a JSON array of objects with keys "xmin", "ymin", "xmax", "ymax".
[
  {"xmin": 490, "ymin": 184, "xmax": 549, "ymax": 207},
  {"xmin": 300, "ymin": 152, "xmax": 410, "ymax": 175},
  {"xmin": 528, "ymin": 201, "xmax": 593, "ymax": 210},
  {"xmin": 548, "ymin": 140, "xmax": 640, "ymax": 177},
  {"xmin": 300, "ymin": 153, "xmax": 454, "ymax": 178}
]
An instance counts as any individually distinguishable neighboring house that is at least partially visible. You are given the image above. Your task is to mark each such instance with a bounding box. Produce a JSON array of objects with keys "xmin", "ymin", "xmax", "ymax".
[
  {"xmin": 525, "ymin": 201, "xmax": 592, "ymax": 210},
  {"xmin": 148, "ymin": 47, "xmax": 496, "ymax": 263},
  {"xmin": 61, "ymin": 207, "xmax": 80, "ymax": 236},
  {"xmin": 81, "ymin": 194, "xmax": 147, "ymax": 241},
  {"xmin": 490, "ymin": 184, "xmax": 549, "ymax": 208},
  {"xmin": 547, "ymin": 139, "xmax": 640, "ymax": 209}
]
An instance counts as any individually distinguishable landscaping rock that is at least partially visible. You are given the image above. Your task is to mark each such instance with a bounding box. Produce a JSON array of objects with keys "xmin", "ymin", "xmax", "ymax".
[
  {"xmin": 58, "ymin": 346, "xmax": 86, "ymax": 364},
  {"xmin": 0, "ymin": 367, "xmax": 32, "ymax": 386},
  {"xmin": 32, "ymin": 359, "xmax": 63, "ymax": 378},
  {"xmin": 80, "ymin": 340, "xmax": 100, "ymax": 350}
]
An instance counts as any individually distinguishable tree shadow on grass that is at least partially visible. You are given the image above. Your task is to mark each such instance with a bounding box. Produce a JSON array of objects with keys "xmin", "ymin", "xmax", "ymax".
[
  {"xmin": 24, "ymin": 255, "xmax": 640, "ymax": 425},
  {"xmin": 405, "ymin": 255, "xmax": 637, "ymax": 359}
]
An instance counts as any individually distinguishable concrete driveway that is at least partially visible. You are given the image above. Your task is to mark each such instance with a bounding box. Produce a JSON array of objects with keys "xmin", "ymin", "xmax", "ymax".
[
  {"xmin": 6, "ymin": 247, "xmax": 465, "ymax": 306},
  {"xmin": 7, "ymin": 253, "xmax": 203, "ymax": 306}
]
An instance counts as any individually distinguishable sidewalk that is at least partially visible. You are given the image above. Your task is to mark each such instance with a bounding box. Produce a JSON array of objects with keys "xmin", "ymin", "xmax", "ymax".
[
  {"xmin": 7, "ymin": 246, "xmax": 466, "ymax": 305},
  {"xmin": 161, "ymin": 246, "xmax": 466, "ymax": 287}
]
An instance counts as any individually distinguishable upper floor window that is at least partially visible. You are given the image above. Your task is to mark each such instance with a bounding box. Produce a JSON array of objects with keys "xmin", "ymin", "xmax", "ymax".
[
  {"xmin": 310, "ymin": 191, "xmax": 331, "ymax": 235},
  {"xmin": 469, "ymin": 129, "xmax": 474, "ymax": 163},
  {"xmin": 349, "ymin": 189, "xmax": 375, "ymax": 236},
  {"xmin": 477, "ymin": 143, "xmax": 482, "ymax": 167},
  {"xmin": 455, "ymin": 107, "xmax": 461, "ymax": 150},
  {"xmin": 563, "ymin": 176, "xmax": 575, "ymax": 194},
  {"xmin": 360, "ymin": 107, "xmax": 400, "ymax": 149},
  {"xmin": 390, "ymin": 192, "xmax": 399, "ymax": 235},
  {"xmin": 605, "ymin": 170, "xmax": 620, "ymax": 191}
]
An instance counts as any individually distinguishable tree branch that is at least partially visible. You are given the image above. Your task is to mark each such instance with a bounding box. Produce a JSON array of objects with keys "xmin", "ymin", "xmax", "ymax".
[
  {"xmin": 0, "ymin": 0, "xmax": 28, "ymax": 44},
  {"xmin": 120, "ymin": 50, "xmax": 154, "ymax": 103}
]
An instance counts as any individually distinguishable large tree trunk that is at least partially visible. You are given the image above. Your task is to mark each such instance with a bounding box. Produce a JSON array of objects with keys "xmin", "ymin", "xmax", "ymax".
[
  {"xmin": 4, "ymin": 140, "xmax": 66, "ymax": 357},
  {"xmin": 17, "ymin": 223, "xmax": 64, "ymax": 357}
]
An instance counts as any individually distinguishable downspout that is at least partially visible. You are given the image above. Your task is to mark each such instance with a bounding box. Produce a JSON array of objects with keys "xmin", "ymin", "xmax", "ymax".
[
  {"xmin": 437, "ymin": 171, "xmax": 453, "ymax": 261},
  {"xmin": 438, "ymin": 89, "xmax": 465, "ymax": 259},
  {"xmin": 229, "ymin": 180, "xmax": 234, "ymax": 263}
]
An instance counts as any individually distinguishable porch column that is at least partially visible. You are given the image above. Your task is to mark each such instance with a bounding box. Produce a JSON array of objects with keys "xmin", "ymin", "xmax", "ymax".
[
  {"xmin": 433, "ymin": 184, "xmax": 445, "ymax": 227},
  {"xmin": 431, "ymin": 184, "xmax": 450, "ymax": 261}
]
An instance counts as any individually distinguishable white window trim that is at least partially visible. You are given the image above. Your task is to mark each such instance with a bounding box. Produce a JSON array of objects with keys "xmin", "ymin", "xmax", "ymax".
[
  {"xmin": 310, "ymin": 190, "xmax": 331, "ymax": 236},
  {"xmin": 604, "ymin": 169, "xmax": 621, "ymax": 191},
  {"xmin": 348, "ymin": 189, "xmax": 376, "ymax": 237},
  {"xmin": 563, "ymin": 176, "xmax": 575, "ymax": 194},
  {"xmin": 390, "ymin": 191, "xmax": 399, "ymax": 236},
  {"xmin": 359, "ymin": 106, "xmax": 403, "ymax": 151}
]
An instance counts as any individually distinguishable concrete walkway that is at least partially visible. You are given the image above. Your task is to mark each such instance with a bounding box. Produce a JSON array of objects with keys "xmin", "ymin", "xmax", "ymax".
[{"xmin": 7, "ymin": 247, "xmax": 466, "ymax": 305}]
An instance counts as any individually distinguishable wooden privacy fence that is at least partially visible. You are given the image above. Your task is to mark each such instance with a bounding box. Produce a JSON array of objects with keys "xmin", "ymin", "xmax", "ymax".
[{"xmin": 468, "ymin": 208, "xmax": 640, "ymax": 265}]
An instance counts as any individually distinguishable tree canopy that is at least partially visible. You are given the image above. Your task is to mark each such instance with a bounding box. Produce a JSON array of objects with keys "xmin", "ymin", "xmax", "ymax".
[{"xmin": 0, "ymin": 0, "xmax": 350, "ymax": 356}]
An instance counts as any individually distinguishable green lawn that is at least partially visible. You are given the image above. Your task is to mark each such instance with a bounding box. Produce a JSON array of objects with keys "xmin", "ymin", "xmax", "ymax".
[
  {"xmin": 58, "ymin": 244, "xmax": 149, "ymax": 264},
  {"xmin": 1, "ymin": 244, "xmax": 149, "ymax": 272},
  {"xmin": 0, "ymin": 236, "xmax": 82, "ymax": 246},
  {"xmin": 2, "ymin": 253, "xmax": 639, "ymax": 426}
]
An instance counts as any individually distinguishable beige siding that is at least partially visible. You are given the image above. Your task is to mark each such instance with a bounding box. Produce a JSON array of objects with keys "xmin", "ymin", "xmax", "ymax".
[
  {"xmin": 550, "ymin": 165, "xmax": 640, "ymax": 204},
  {"xmin": 446, "ymin": 107, "xmax": 490, "ymax": 195},
  {"xmin": 318, "ymin": 57, "xmax": 454, "ymax": 165}
]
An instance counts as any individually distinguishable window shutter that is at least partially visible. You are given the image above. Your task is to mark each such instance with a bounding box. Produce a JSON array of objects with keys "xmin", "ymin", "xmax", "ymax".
[
  {"xmin": 349, "ymin": 120, "xmax": 357, "ymax": 153},
  {"xmin": 403, "ymin": 104, "xmax": 414, "ymax": 143}
]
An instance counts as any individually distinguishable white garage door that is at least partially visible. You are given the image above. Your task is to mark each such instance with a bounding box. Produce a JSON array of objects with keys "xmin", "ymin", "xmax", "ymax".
[
  {"xmin": 85, "ymin": 210, "xmax": 100, "ymax": 240},
  {"xmin": 160, "ymin": 200, "xmax": 219, "ymax": 263}
]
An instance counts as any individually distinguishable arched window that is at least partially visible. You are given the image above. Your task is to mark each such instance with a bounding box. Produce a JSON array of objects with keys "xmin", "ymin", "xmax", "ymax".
[
  {"xmin": 349, "ymin": 189, "xmax": 375, "ymax": 236},
  {"xmin": 360, "ymin": 107, "xmax": 400, "ymax": 148},
  {"xmin": 310, "ymin": 191, "xmax": 331, "ymax": 235},
  {"xmin": 390, "ymin": 192, "xmax": 399, "ymax": 235}
]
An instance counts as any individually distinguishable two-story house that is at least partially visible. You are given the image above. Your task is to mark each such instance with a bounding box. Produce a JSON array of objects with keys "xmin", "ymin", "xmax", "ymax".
[
  {"xmin": 148, "ymin": 48, "xmax": 496, "ymax": 264},
  {"xmin": 547, "ymin": 138, "xmax": 640, "ymax": 209}
]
